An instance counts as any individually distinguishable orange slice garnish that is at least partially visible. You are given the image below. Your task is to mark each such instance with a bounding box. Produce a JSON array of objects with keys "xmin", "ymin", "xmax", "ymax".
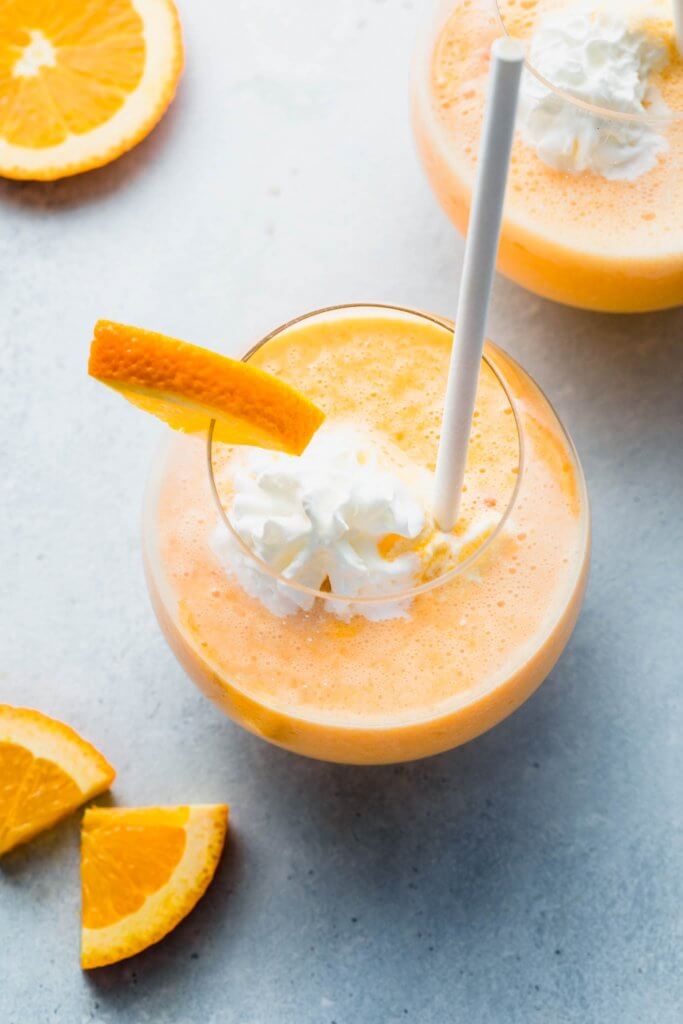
[
  {"xmin": 0, "ymin": 705, "xmax": 115, "ymax": 855},
  {"xmin": 89, "ymin": 320, "xmax": 325, "ymax": 454},
  {"xmin": 81, "ymin": 804, "xmax": 228, "ymax": 968},
  {"xmin": 0, "ymin": 0, "xmax": 183, "ymax": 180}
]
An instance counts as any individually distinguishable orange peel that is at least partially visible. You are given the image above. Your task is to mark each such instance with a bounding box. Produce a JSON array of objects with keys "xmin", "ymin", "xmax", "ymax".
[{"xmin": 89, "ymin": 319, "xmax": 325, "ymax": 454}]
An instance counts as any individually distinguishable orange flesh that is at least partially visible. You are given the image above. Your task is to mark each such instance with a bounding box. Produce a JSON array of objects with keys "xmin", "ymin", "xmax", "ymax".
[
  {"xmin": 413, "ymin": 0, "xmax": 683, "ymax": 311},
  {"xmin": 145, "ymin": 314, "xmax": 589, "ymax": 764},
  {"xmin": 0, "ymin": 742, "xmax": 82, "ymax": 851},
  {"xmin": 82, "ymin": 807, "xmax": 189, "ymax": 929},
  {"xmin": 0, "ymin": 0, "xmax": 145, "ymax": 148}
]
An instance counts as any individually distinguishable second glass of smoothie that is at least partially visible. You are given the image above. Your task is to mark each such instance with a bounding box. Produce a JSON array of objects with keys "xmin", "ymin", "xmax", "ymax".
[
  {"xmin": 143, "ymin": 305, "xmax": 590, "ymax": 764},
  {"xmin": 413, "ymin": 0, "xmax": 683, "ymax": 312}
]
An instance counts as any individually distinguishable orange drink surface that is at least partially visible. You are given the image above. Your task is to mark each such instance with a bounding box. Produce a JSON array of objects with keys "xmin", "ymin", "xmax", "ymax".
[
  {"xmin": 143, "ymin": 306, "xmax": 590, "ymax": 764},
  {"xmin": 412, "ymin": 0, "xmax": 683, "ymax": 312}
]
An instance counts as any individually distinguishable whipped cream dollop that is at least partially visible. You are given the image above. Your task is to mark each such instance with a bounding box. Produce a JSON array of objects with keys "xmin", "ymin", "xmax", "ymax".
[
  {"xmin": 211, "ymin": 425, "xmax": 427, "ymax": 621},
  {"xmin": 518, "ymin": 7, "xmax": 669, "ymax": 180}
]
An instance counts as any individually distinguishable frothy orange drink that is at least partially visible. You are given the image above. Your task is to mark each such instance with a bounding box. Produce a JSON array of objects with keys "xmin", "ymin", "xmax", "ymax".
[
  {"xmin": 413, "ymin": 0, "xmax": 683, "ymax": 312},
  {"xmin": 143, "ymin": 306, "xmax": 589, "ymax": 764}
]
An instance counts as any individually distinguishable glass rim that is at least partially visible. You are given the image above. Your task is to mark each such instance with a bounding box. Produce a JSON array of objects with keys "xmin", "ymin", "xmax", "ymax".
[
  {"xmin": 206, "ymin": 302, "xmax": 526, "ymax": 608},
  {"xmin": 495, "ymin": 1, "xmax": 683, "ymax": 124}
]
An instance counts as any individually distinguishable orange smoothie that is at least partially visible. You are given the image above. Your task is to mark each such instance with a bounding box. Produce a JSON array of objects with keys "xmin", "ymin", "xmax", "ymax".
[
  {"xmin": 412, "ymin": 0, "xmax": 683, "ymax": 312},
  {"xmin": 143, "ymin": 306, "xmax": 590, "ymax": 764}
]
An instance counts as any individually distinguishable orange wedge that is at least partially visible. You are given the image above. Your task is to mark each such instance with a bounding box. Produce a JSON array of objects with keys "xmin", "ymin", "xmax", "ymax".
[
  {"xmin": 81, "ymin": 804, "xmax": 228, "ymax": 968},
  {"xmin": 0, "ymin": 0, "xmax": 183, "ymax": 181},
  {"xmin": 89, "ymin": 320, "xmax": 325, "ymax": 455},
  {"xmin": 0, "ymin": 705, "xmax": 115, "ymax": 855}
]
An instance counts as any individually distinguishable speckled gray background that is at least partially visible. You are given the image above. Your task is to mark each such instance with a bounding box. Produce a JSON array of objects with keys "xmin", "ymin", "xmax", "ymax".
[{"xmin": 1, "ymin": 1, "xmax": 681, "ymax": 1021}]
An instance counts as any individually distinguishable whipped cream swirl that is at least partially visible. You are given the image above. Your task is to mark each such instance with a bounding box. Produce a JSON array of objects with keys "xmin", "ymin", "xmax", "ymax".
[
  {"xmin": 211, "ymin": 426, "xmax": 426, "ymax": 621},
  {"xmin": 518, "ymin": 7, "xmax": 669, "ymax": 180}
]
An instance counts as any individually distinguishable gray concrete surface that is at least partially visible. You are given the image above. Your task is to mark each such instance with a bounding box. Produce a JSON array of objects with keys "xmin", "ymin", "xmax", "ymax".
[{"xmin": 1, "ymin": 1, "xmax": 681, "ymax": 1021}]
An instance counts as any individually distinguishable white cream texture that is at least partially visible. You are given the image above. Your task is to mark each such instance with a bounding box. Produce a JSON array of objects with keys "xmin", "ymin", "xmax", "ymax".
[
  {"xmin": 211, "ymin": 426, "xmax": 427, "ymax": 621},
  {"xmin": 518, "ymin": 7, "xmax": 669, "ymax": 180}
]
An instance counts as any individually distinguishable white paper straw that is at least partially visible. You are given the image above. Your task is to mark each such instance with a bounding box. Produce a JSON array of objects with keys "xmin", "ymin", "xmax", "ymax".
[
  {"xmin": 433, "ymin": 37, "xmax": 525, "ymax": 532},
  {"xmin": 675, "ymin": 0, "xmax": 683, "ymax": 54}
]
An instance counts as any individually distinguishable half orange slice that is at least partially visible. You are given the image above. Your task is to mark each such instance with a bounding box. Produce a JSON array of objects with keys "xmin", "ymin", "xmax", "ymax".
[
  {"xmin": 89, "ymin": 320, "xmax": 324, "ymax": 454},
  {"xmin": 81, "ymin": 804, "xmax": 228, "ymax": 968},
  {"xmin": 0, "ymin": 705, "xmax": 115, "ymax": 855},
  {"xmin": 0, "ymin": 0, "xmax": 183, "ymax": 180}
]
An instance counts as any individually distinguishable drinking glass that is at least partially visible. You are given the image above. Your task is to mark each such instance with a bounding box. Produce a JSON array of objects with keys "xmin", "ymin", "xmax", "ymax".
[
  {"xmin": 143, "ymin": 304, "xmax": 590, "ymax": 764},
  {"xmin": 412, "ymin": 0, "xmax": 683, "ymax": 311}
]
